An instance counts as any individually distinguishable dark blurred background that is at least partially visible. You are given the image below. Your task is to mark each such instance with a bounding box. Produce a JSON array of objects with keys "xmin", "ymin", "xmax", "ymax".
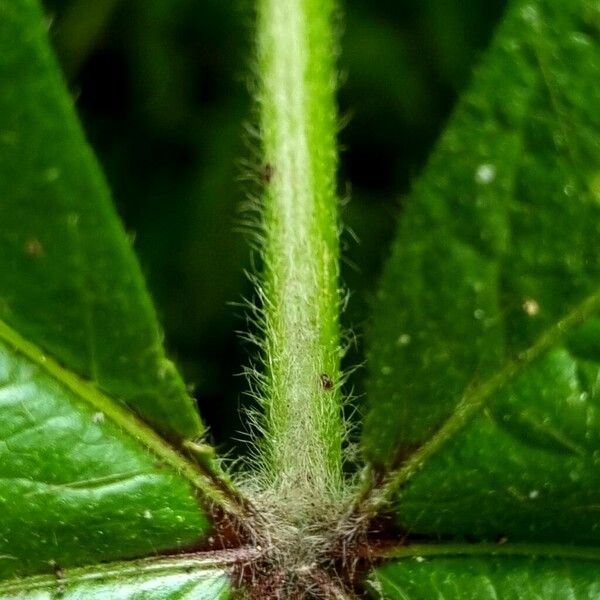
[{"xmin": 41, "ymin": 0, "xmax": 506, "ymax": 453}]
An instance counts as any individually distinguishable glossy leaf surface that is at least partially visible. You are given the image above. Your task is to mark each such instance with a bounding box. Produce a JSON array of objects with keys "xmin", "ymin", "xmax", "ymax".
[
  {"xmin": 0, "ymin": 0, "xmax": 216, "ymax": 584},
  {"xmin": 0, "ymin": 331, "xmax": 210, "ymax": 578},
  {"xmin": 369, "ymin": 555, "xmax": 600, "ymax": 599},
  {"xmin": 398, "ymin": 345, "xmax": 600, "ymax": 542},
  {"xmin": 0, "ymin": 556, "xmax": 231, "ymax": 599},
  {"xmin": 363, "ymin": 0, "xmax": 600, "ymax": 547},
  {"xmin": 0, "ymin": 0, "xmax": 202, "ymax": 440}
]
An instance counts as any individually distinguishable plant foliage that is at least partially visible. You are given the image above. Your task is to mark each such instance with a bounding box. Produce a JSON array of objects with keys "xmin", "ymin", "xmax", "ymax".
[{"xmin": 0, "ymin": 0, "xmax": 599, "ymax": 597}]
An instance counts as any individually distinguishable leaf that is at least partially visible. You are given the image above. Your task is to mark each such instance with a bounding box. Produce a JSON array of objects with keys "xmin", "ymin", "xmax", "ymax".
[
  {"xmin": 0, "ymin": 0, "xmax": 202, "ymax": 441},
  {"xmin": 364, "ymin": 0, "xmax": 600, "ymax": 530},
  {"xmin": 360, "ymin": 0, "xmax": 600, "ymax": 592},
  {"xmin": 393, "ymin": 342, "xmax": 600, "ymax": 543},
  {"xmin": 0, "ymin": 555, "xmax": 231, "ymax": 599},
  {"xmin": 0, "ymin": 327, "xmax": 213, "ymax": 577},
  {"xmin": 365, "ymin": 0, "xmax": 600, "ymax": 464},
  {"xmin": 368, "ymin": 554, "xmax": 600, "ymax": 599},
  {"xmin": 0, "ymin": 0, "xmax": 228, "ymax": 582}
]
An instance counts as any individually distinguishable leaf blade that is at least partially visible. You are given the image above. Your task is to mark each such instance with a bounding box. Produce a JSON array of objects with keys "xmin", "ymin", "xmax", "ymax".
[
  {"xmin": 395, "ymin": 345, "xmax": 600, "ymax": 543},
  {"xmin": 0, "ymin": 336, "xmax": 212, "ymax": 578},
  {"xmin": 368, "ymin": 555, "xmax": 600, "ymax": 600},
  {"xmin": 0, "ymin": 555, "xmax": 232, "ymax": 599},
  {"xmin": 0, "ymin": 0, "xmax": 202, "ymax": 440},
  {"xmin": 362, "ymin": 0, "xmax": 600, "ymax": 551},
  {"xmin": 364, "ymin": 0, "xmax": 600, "ymax": 465}
]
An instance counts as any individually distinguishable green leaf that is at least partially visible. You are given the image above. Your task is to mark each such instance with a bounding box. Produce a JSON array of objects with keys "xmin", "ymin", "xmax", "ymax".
[
  {"xmin": 0, "ymin": 0, "xmax": 202, "ymax": 440},
  {"xmin": 394, "ymin": 343, "xmax": 600, "ymax": 542},
  {"xmin": 363, "ymin": 0, "xmax": 600, "ymax": 544},
  {"xmin": 365, "ymin": 0, "xmax": 600, "ymax": 462},
  {"xmin": 0, "ymin": 0, "xmax": 233, "ymax": 582},
  {"xmin": 0, "ymin": 555, "xmax": 231, "ymax": 599},
  {"xmin": 356, "ymin": 6, "xmax": 600, "ymax": 599},
  {"xmin": 369, "ymin": 554, "xmax": 600, "ymax": 599},
  {"xmin": 0, "ymin": 330, "xmax": 211, "ymax": 577}
]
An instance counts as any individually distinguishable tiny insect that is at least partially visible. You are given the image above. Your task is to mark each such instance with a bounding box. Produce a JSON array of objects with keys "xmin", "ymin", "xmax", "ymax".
[
  {"xmin": 319, "ymin": 373, "xmax": 334, "ymax": 391},
  {"xmin": 260, "ymin": 162, "xmax": 274, "ymax": 184}
]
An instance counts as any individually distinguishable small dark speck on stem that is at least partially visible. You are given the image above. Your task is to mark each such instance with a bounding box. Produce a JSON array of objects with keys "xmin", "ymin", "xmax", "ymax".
[
  {"xmin": 320, "ymin": 373, "xmax": 334, "ymax": 390},
  {"xmin": 261, "ymin": 163, "xmax": 275, "ymax": 184}
]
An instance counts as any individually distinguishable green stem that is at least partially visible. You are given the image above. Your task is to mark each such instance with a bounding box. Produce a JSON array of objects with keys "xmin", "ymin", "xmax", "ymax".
[{"xmin": 256, "ymin": 0, "xmax": 343, "ymax": 500}]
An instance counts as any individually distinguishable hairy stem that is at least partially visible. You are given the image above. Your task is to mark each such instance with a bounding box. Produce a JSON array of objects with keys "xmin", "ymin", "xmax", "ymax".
[{"xmin": 256, "ymin": 0, "xmax": 343, "ymax": 502}]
